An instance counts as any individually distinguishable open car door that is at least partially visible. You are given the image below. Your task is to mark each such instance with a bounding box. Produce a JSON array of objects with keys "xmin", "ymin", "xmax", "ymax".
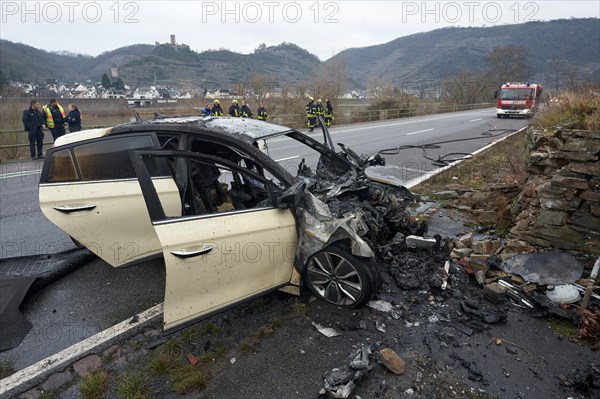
[{"xmin": 131, "ymin": 150, "xmax": 297, "ymax": 333}]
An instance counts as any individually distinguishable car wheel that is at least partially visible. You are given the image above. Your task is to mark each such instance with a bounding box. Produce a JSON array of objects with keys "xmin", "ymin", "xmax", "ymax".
[{"xmin": 304, "ymin": 245, "xmax": 375, "ymax": 307}]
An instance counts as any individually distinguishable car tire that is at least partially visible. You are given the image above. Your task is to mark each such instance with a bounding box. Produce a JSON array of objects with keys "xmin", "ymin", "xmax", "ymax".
[{"xmin": 303, "ymin": 245, "xmax": 375, "ymax": 307}]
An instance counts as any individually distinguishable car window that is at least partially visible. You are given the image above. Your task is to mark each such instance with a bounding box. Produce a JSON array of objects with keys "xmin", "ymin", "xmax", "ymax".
[
  {"xmin": 47, "ymin": 148, "xmax": 78, "ymax": 182},
  {"xmin": 135, "ymin": 151, "xmax": 284, "ymax": 221},
  {"xmin": 72, "ymin": 135, "xmax": 169, "ymax": 181},
  {"xmin": 186, "ymin": 158, "xmax": 275, "ymax": 215}
]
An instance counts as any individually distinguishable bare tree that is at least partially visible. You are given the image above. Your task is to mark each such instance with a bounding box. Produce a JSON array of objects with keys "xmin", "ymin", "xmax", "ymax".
[
  {"xmin": 442, "ymin": 71, "xmax": 491, "ymax": 105},
  {"xmin": 549, "ymin": 57, "xmax": 569, "ymax": 93},
  {"xmin": 485, "ymin": 46, "xmax": 532, "ymax": 87}
]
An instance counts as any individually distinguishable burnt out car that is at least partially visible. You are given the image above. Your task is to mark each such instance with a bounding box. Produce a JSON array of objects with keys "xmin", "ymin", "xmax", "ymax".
[{"xmin": 39, "ymin": 116, "xmax": 416, "ymax": 332}]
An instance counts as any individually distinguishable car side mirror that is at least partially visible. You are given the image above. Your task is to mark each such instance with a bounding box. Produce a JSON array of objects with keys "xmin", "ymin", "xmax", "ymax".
[{"xmin": 276, "ymin": 180, "xmax": 306, "ymax": 209}]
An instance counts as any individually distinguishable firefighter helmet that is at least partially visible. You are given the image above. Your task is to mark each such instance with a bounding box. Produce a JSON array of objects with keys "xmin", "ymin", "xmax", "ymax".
[
  {"xmin": 232, "ymin": 99, "xmax": 238, "ymax": 104},
  {"xmin": 308, "ymin": 97, "xmax": 314, "ymax": 101},
  {"xmin": 317, "ymin": 98, "xmax": 322, "ymax": 103},
  {"xmin": 214, "ymin": 99, "xmax": 220, "ymax": 104}
]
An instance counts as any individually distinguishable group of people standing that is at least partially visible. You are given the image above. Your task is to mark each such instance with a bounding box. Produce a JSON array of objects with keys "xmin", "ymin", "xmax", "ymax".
[
  {"xmin": 22, "ymin": 98, "xmax": 81, "ymax": 160},
  {"xmin": 201, "ymin": 99, "xmax": 269, "ymax": 121},
  {"xmin": 200, "ymin": 97, "xmax": 335, "ymax": 133},
  {"xmin": 305, "ymin": 97, "xmax": 334, "ymax": 132}
]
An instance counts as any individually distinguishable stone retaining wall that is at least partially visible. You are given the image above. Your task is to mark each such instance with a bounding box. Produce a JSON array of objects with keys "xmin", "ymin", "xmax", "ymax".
[{"xmin": 509, "ymin": 126, "xmax": 600, "ymax": 254}]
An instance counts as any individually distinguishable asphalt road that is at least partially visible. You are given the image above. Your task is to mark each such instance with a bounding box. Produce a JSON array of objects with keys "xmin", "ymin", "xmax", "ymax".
[{"xmin": 0, "ymin": 108, "xmax": 528, "ymax": 370}]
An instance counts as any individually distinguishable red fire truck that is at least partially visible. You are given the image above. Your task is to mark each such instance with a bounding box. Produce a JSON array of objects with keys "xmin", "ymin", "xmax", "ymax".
[{"xmin": 496, "ymin": 82, "xmax": 543, "ymax": 118}]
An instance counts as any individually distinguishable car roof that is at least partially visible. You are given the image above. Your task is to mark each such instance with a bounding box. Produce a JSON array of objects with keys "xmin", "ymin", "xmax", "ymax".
[
  {"xmin": 53, "ymin": 116, "xmax": 296, "ymax": 147},
  {"xmin": 113, "ymin": 116, "xmax": 294, "ymax": 142}
]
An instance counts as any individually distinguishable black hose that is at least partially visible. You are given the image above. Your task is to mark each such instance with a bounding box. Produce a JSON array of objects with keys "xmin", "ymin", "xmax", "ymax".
[{"xmin": 377, "ymin": 126, "xmax": 517, "ymax": 167}]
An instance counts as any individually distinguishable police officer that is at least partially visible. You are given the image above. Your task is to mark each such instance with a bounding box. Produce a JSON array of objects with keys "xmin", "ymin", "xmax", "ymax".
[
  {"xmin": 257, "ymin": 103, "xmax": 268, "ymax": 121},
  {"xmin": 43, "ymin": 98, "xmax": 66, "ymax": 141},
  {"xmin": 229, "ymin": 99, "xmax": 241, "ymax": 117},
  {"xmin": 240, "ymin": 100, "xmax": 253, "ymax": 118},
  {"xmin": 306, "ymin": 97, "xmax": 317, "ymax": 132},
  {"xmin": 212, "ymin": 99, "xmax": 224, "ymax": 116},
  {"xmin": 22, "ymin": 100, "xmax": 45, "ymax": 160}
]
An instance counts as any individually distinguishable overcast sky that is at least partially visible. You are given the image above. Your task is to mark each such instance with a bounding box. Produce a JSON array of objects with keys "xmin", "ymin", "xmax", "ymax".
[{"xmin": 1, "ymin": 1, "xmax": 598, "ymax": 60}]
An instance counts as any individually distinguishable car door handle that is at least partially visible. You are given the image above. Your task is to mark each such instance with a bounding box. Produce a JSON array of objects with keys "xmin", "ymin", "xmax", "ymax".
[
  {"xmin": 52, "ymin": 204, "xmax": 97, "ymax": 213},
  {"xmin": 170, "ymin": 246, "xmax": 214, "ymax": 259}
]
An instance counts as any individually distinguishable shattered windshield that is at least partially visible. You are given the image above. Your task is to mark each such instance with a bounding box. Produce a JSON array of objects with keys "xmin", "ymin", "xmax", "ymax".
[{"xmin": 261, "ymin": 131, "xmax": 351, "ymax": 179}]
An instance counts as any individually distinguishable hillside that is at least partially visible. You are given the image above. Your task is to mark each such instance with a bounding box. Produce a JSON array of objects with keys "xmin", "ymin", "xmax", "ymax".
[
  {"xmin": 327, "ymin": 18, "xmax": 600, "ymax": 88},
  {"xmin": 1, "ymin": 18, "xmax": 598, "ymax": 90},
  {"xmin": 0, "ymin": 41, "xmax": 321, "ymax": 88}
]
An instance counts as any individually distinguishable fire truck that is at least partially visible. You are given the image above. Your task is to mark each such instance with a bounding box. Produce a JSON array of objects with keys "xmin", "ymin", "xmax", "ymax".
[{"xmin": 496, "ymin": 82, "xmax": 543, "ymax": 118}]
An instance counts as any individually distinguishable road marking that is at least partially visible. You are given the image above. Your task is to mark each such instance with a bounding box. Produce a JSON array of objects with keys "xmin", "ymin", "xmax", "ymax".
[
  {"xmin": 406, "ymin": 128, "xmax": 434, "ymax": 136},
  {"xmin": 0, "ymin": 304, "xmax": 164, "ymax": 399},
  {"xmin": 469, "ymin": 118, "xmax": 483, "ymax": 122},
  {"xmin": 275, "ymin": 156, "xmax": 300, "ymax": 162},
  {"xmin": 0, "ymin": 169, "xmax": 42, "ymax": 179},
  {"xmin": 331, "ymin": 110, "xmax": 492, "ymax": 134}
]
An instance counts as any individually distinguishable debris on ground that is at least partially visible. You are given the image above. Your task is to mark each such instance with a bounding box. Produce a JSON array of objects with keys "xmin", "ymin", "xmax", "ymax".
[{"xmin": 319, "ymin": 345, "xmax": 373, "ymax": 398}]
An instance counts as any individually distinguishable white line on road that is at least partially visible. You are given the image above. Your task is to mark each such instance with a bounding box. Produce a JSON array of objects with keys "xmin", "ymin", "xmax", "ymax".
[
  {"xmin": 406, "ymin": 128, "xmax": 434, "ymax": 136},
  {"xmin": 469, "ymin": 118, "xmax": 483, "ymax": 122},
  {"xmin": 275, "ymin": 156, "xmax": 300, "ymax": 162},
  {"xmin": 331, "ymin": 110, "xmax": 491, "ymax": 134},
  {"xmin": 0, "ymin": 169, "xmax": 42, "ymax": 179}
]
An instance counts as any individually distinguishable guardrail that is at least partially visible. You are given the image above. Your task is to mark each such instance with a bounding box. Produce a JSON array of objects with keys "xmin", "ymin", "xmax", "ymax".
[{"xmin": 0, "ymin": 103, "xmax": 493, "ymax": 161}]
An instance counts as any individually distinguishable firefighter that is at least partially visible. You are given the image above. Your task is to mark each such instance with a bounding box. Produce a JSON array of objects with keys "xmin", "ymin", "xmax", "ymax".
[
  {"xmin": 305, "ymin": 97, "xmax": 317, "ymax": 132},
  {"xmin": 212, "ymin": 100, "xmax": 224, "ymax": 116},
  {"xmin": 43, "ymin": 98, "xmax": 66, "ymax": 141},
  {"xmin": 240, "ymin": 100, "xmax": 253, "ymax": 118},
  {"xmin": 229, "ymin": 99, "xmax": 241, "ymax": 117},
  {"xmin": 315, "ymin": 99, "xmax": 324, "ymax": 119},
  {"xmin": 256, "ymin": 102, "xmax": 268, "ymax": 121},
  {"xmin": 324, "ymin": 97, "xmax": 334, "ymax": 127}
]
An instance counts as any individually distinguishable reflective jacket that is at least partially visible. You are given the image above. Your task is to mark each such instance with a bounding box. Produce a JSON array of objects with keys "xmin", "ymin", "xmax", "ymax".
[
  {"xmin": 43, "ymin": 104, "xmax": 65, "ymax": 128},
  {"xmin": 305, "ymin": 101, "xmax": 315, "ymax": 116},
  {"xmin": 212, "ymin": 104, "xmax": 224, "ymax": 116},
  {"xmin": 229, "ymin": 104, "xmax": 241, "ymax": 117},
  {"xmin": 240, "ymin": 105, "xmax": 253, "ymax": 118},
  {"xmin": 257, "ymin": 106, "xmax": 268, "ymax": 121}
]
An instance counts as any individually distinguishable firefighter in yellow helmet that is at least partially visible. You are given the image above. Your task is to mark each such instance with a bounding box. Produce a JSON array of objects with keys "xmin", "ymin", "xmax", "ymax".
[
  {"xmin": 212, "ymin": 99, "xmax": 224, "ymax": 116},
  {"xmin": 229, "ymin": 99, "xmax": 241, "ymax": 117}
]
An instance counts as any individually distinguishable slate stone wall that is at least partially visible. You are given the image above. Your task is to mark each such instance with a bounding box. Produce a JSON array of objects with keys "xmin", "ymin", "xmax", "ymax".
[{"xmin": 509, "ymin": 126, "xmax": 600, "ymax": 254}]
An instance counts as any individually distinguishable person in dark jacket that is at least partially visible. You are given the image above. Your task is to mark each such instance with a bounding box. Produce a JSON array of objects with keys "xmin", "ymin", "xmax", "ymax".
[
  {"xmin": 66, "ymin": 103, "xmax": 81, "ymax": 133},
  {"xmin": 212, "ymin": 100, "xmax": 224, "ymax": 116},
  {"xmin": 22, "ymin": 100, "xmax": 45, "ymax": 160},
  {"xmin": 229, "ymin": 99, "xmax": 241, "ymax": 117},
  {"xmin": 305, "ymin": 97, "xmax": 317, "ymax": 132},
  {"xmin": 324, "ymin": 97, "xmax": 334, "ymax": 127},
  {"xmin": 43, "ymin": 98, "xmax": 66, "ymax": 140},
  {"xmin": 240, "ymin": 100, "xmax": 253, "ymax": 118},
  {"xmin": 256, "ymin": 103, "xmax": 268, "ymax": 121},
  {"xmin": 201, "ymin": 104, "xmax": 212, "ymax": 116}
]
